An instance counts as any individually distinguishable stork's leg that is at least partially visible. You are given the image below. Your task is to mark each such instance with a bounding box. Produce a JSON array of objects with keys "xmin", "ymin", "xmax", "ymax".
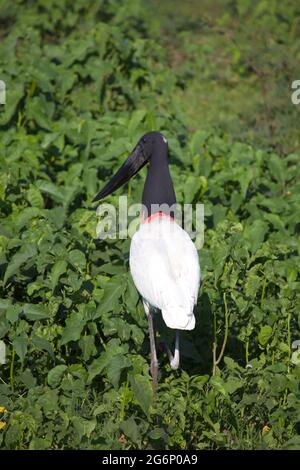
[
  {"xmin": 165, "ymin": 330, "xmax": 180, "ymax": 370},
  {"xmin": 143, "ymin": 301, "xmax": 158, "ymax": 394}
]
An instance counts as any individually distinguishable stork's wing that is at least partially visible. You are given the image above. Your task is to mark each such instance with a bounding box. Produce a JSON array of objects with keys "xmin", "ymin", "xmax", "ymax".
[{"xmin": 129, "ymin": 218, "xmax": 200, "ymax": 330}]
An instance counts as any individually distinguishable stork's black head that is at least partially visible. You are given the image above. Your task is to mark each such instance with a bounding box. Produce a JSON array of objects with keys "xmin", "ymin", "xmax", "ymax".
[
  {"xmin": 93, "ymin": 131, "xmax": 168, "ymax": 202},
  {"xmin": 139, "ymin": 131, "xmax": 168, "ymax": 160}
]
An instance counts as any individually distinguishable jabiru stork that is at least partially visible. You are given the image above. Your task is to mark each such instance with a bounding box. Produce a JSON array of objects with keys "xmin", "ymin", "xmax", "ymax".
[{"xmin": 93, "ymin": 131, "xmax": 200, "ymax": 393}]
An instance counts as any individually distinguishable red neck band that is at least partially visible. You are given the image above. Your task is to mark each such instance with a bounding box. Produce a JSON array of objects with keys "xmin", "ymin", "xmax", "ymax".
[{"xmin": 141, "ymin": 211, "xmax": 175, "ymax": 224}]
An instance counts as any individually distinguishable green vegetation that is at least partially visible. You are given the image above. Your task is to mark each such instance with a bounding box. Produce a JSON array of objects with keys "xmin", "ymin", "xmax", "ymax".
[
  {"xmin": 152, "ymin": 0, "xmax": 300, "ymax": 154},
  {"xmin": 0, "ymin": 0, "xmax": 300, "ymax": 450}
]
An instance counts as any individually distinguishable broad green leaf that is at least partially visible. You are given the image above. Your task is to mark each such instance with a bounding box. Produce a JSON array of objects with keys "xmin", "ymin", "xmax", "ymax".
[
  {"xmin": 100, "ymin": 263, "xmax": 125, "ymax": 275},
  {"xmin": 243, "ymin": 220, "xmax": 268, "ymax": 253},
  {"xmin": 0, "ymin": 84, "xmax": 23, "ymax": 125},
  {"xmin": 50, "ymin": 259, "xmax": 67, "ymax": 291},
  {"xmin": 68, "ymin": 249, "xmax": 86, "ymax": 270},
  {"xmin": 36, "ymin": 180, "xmax": 65, "ymax": 203},
  {"xmin": 224, "ymin": 377, "xmax": 244, "ymax": 394},
  {"xmin": 38, "ymin": 389, "xmax": 58, "ymax": 414},
  {"xmin": 15, "ymin": 207, "xmax": 41, "ymax": 230},
  {"xmin": 282, "ymin": 436, "xmax": 300, "ymax": 450},
  {"xmin": 0, "ymin": 299, "xmax": 12, "ymax": 316},
  {"xmin": 13, "ymin": 333, "xmax": 28, "ymax": 362},
  {"xmin": 99, "ymin": 275, "xmax": 126, "ymax": 314},
  {"xmin": 23, "ymin": 303, "xmax": 49, "ymax": 321},
  {"xmin": 29, "ymin": 438, "xmax": 52, "ymax": 450},
  {"xmin": 32, "ymin": 335, "xmax": 54, "ymax": 357},
  {"xmin": 258, "ymin": 325, "xmax": 273, "ymax": 346},
  {"xmin": 120, "ymin": 417, "xmax": 139, "ymax": 444},
  {"xmin": 18, "ymin": 369, "xmax": 37, "ymax": 389},
  {"xmin": 47, "ymin": 365, "xmax": 67, "ymax": 388},
  {"xmin": 27, "ymin": 185, "xmax": 44, "ymax": 208},
  {"xmin": 107, "ymin": 354, "xmax": 131, "ymax": 389},
  {"xmin": 183, "ymin": 175, "xmax": 200, "ymax": 203},
  {"xmin": 268, "ymin": 154, "xmax": 285, "ymax": 185},
  {"xmin": 210, "ymin": 376, "xmax": 227, "ymax": 396},
  {"xmin": 26, "ymin": 95, "xmax": 53, "ymax": 130},
  {"xmin": 79, "ymin": 335, "xmax": 97, "ymax": 361},
  {"xmin": 148, "ymin": 428, "xmax": 167, "ymax": 440},
  {"xmin": 6, "ymin": 304, "xmax": 22, "ymax": 324},
  {"xmin": 4, "ymin": 244, "xmax": 37, "ymax": 284},
  {"xmin": 72, "ymin": 416, "xmax": 96, "ymax": 439},
  {"xmin": 130, "ymin": 374, "xmax": 152, "ymax": 415},
  {"xmin": 87, "ymin": 353, "xmax": 110, "ymax": 383},
  {"xmin": 61, "ymin": 311, "xmax": 86, "ymax": 345},
  {"xmin": 213, "ymin": 242, "xmax": 229, "ymax": 283},
  {"xmin": 128, "ymin": 109, "xmax": 146, "ymax": 136}
]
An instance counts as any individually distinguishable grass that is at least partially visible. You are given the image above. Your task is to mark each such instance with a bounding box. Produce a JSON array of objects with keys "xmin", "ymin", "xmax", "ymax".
[{"xmin": 0, "ymin": 0, "xmax": 300, "ymax": 450}]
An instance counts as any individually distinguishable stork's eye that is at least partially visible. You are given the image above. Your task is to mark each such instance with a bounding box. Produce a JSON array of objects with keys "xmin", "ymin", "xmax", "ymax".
[{"xmin": 142, "ymin": 137, "xmax": 147, "ymax": 143}]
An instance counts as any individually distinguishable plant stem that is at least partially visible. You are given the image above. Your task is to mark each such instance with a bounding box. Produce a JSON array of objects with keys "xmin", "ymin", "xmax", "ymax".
[
  {"xmin": 260, "ymin": 278, "xmax": 267, "ymax": 305},
  {"xmin": 287, "ymin": 311, "xmax": 291, "ymax": 373},
  {"xmin": 120, "ymin": 381, "xmax": 129, "ymax": 421},
  {"xmin": 212, "ymin": 342, "xmax": 217, "ymax": 376},
  {"xmin": 10, "ymin": 348, "xmax": 15, "ymax": 391},
  {"xmin": 212, "ymin": 292, "xmax": 230, "ymax": 375},
  {"xmin": 245, "ymin": 338, "xmax": 249, "ymax": 365}
]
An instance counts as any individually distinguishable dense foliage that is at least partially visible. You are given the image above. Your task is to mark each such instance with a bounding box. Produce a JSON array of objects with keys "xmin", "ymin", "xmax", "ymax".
[{"xmin": 0, "ymin": 0, "xmax": 300, "ymax": 450}]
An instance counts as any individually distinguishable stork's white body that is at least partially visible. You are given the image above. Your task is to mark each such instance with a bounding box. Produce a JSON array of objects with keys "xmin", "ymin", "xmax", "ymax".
[{"xmin": 129, "ymin": 216, "xmax": 200, "ymax": 330}]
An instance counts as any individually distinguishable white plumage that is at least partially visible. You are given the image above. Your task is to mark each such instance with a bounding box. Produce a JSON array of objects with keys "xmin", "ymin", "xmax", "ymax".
[{"xmin": 129, "ymin": 216, "xmax": 200, "ymax": 330}]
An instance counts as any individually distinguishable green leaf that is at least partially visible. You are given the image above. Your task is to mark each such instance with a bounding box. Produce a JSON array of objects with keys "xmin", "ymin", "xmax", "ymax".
[
  {"xmin": 268, "ymin": 154, "xmax": 285, "ymax": 185},
  {"xmin": 79, "ymin": 335, "xmax": 96, "ymax": 361},
  {"xmin": 258, "ymin": 325, "xmax": 273, "ymax": 346},
  {"xmin": 6, "ymin": 304, "xmax": 22, "ymax": 324},
  {"xmin": 23, "ymin": 303, "xmax": 49, "ymax": 321},
  {"xmin": 107, "ymin": 354, "xmax": 131, "ymax": 389},
  {"xmin": 4, "ymin": 244, "xmax": 37, "ymax": 284},
  {"xmin": 100, "ymin": 275, "xmax": 126, "ymax": 314},
  {"xmin": 130, "ymin": 374, "xmax": 152, "ymax": 415},
  {"xmin": 120, "ymin": 417, "xmax": 139, "ymax": 444},
  {"xmin": 13, "ymin": 333, "xmax": 28, "ymax": 362},
  {"xmin": 87, "ymin": 353, "xmax": 110, "ymax": 383},
  {"xmin": 183, "ymin": 175, "xmax": 200, "ymax": 203},
  {"xmin": 224, "ymin": 377, "xmax": 244, "ymax": 394},
  {"xmin": 32, "ymin": 335, "xmax": 54, "ymax": 357},
  {"xmin": 29, "ymin": 438, "xmax": 52, "ymax": 450},
  {"xmin": 38, "ymin": 389, "xmax": 58, "ymax": 414},
  {"xmin": 15, "ymin": 207, "xmax": 41, "ymax": 230},
  {"xmin": 282, "ymin": 436, "xmax": 300, "ymax": 450},
  {"xmin": 210, "ymin": 376, "xmax": 227, "ymax": 396},
  {"xmin": 72, "ymin": 416, "xmax": 96, "ymax": 439},
  {"xmin": 0, "ymin": 299, "xmax": 12, "ymax": 316},
  {"xmin": 213, "ymin": 242, "xmax": 229, "ymax": 282},
  {"xmin": 50, "ymin": 259, "xmax": 67, "ymax": 291},
  {"xmin": 26, "ymin": 95, "xmax": 53, "ymax": 130},
  {"xmin": 100, "ymin": 263, "xmax": 125, "ymax": 275},
  {"xmin": 61, "ymin": 311, "xmax": 86, "ymax": 345},
  {"xmin": 36, "ymin": 180, "xmax": 64, "ymax": 203},
  {"xmin": 0, "ymin": 84, "xmax": 24, "ymax": 125},
  {"xmin": 243, "ymin": 220, "xmax": 268, "ymax": 253},
  {"xmin": 68, "ymin": 249, "xmax": 86, "ymax": 270},
  {"xmin": 47, "ymin": 365, "xmax": 67, "ymax": 388},
  {"xmin": 18, "ymin": 369, "xmax": 37, "ymax": 389},
  {"xmin": 27, "ymin": 185, "xmax": 44, "ymax": 208},
  {"xmin": 128, "ymin": 109, "xmax": 146, "ymax": 136},
  {"xmin": 149, "ymin": 428, "xmax": 167, "ymax": 440}
]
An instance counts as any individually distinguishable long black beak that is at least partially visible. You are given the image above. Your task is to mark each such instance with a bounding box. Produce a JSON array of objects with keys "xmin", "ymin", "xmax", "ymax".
[{"xmin": 93, "ymin": 143, "xmax": 148, "ymax": 202}]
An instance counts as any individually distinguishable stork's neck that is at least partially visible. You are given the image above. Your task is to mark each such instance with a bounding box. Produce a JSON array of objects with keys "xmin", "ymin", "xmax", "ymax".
[{"xmin": 141, "ymin": 144, "xmax": 176, "ymax": 218}]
